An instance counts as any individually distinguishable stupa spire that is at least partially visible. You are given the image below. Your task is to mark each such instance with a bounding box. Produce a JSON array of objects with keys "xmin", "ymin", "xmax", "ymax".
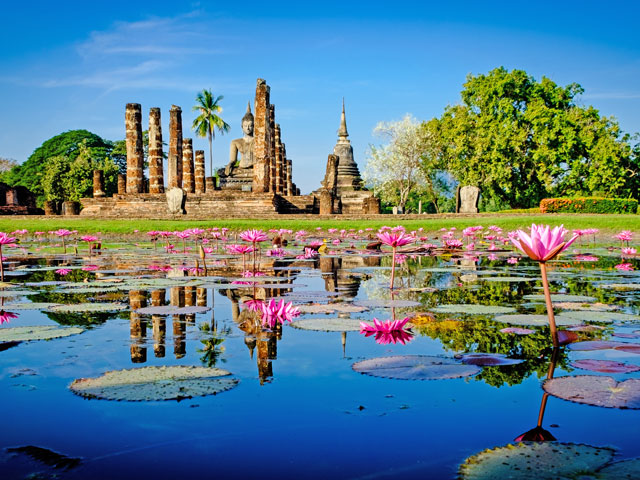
[{"xmin": 337, "ymin": 97, "xmax": 349, "ymax": 139}]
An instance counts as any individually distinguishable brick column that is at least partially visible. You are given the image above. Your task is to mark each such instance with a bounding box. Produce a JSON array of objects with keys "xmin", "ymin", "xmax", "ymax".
[
  {"xmin": 274, "ymin": 124, "xmax": 283, "ymax": 194},
  {"xmin": 194, "ymin": 150, "xmax": 206, "ymax": 194},
  {"xmin": 117, "ymin": 174, "xmax": 126, "ymax": 194},
  {"xmin": 93, "ymin": 170, "xmax": 105, "ymax": 198},
  {"xmin": 252, "ymin": 79, "xmax": 271, "ymax": 193},
  {"xmin": 148, "ymin": 107, "xmax": 165, "ymax": 194},
  {"xmin": 285, "ymin": 159, "xmax": 293, "ymax": 196},
  {"xmin": 182, "ymin": 138, "xmax": 195, "ymax": 193},
  {"xmin": 268, "ymin": 104, "xmax": 276, "ymax": 193},
  {"xmin": 125, "ymin": 103, "xmax": 144, "ymax": 193},
  {"xmin": 168, "ymin": 105, "xmax": 183, "ymax": 189}
]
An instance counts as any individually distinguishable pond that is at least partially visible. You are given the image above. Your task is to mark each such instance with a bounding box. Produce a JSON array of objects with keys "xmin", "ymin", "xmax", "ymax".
[{"xmin": 0, "ymin": 227, "xmax": 639, "ymax": 479}]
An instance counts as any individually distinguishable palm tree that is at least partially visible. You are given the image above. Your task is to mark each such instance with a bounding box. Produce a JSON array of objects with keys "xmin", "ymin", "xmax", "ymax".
[{"xmin": 192, "ymin": 90, "xmax": 230, "ymax": 176}]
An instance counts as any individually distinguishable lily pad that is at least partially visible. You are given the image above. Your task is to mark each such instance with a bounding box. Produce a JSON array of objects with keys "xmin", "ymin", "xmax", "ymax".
[
  {"xmin": 553, "ymin": 302, "xmax": 618, "ymax": 312},
  {"xmin": 135, "ymin": 305, "xmax": 210, "ymax": 315},
  {"xmin": 568, "ymin": 340, "xmax": 630, "ymax": 351},
  {"xmin": 0, "ymin": 325, "xmax": 84, "ymax": 342},
  {"xmin": 352, "ymin": 355, "xmax": 480, "ymax": 380},
  {"xmin": 458, "ymin": 442, "xmax": 615, "ymax": 480},
  {"xmin": 355, "ymin": 299, "xmax": 422, "ymax": 308},
  {"xmin": 570, "ymin": 359, "xmax": 640, "ymax": 374},
  {"xmin": 596, "ymin": 458, "xmax": 640, "ymax": 478},
  {"xmin": 481, "ymin": 276, "xmax": 533, "ymax": 282},
  {"xmin": 431, "ymin": 304, "xmax": 516, "ymax": 315},
  {"xmin": 499, "ymin": 327, "xmax": 534, "ymax": 335},
  {"xmin": 69, "ymin": 366, "xmax": 238, "ymax": 401},
  {"xmin": 561, "ymin": 311, "xmax": 640, "ymax": 323},
  {"xmin": 0, "ymin": 290, "xmax": 36, "ymax": 297},
  {"xmin": 296, "ymin": 303, "xmax": 368, "ymax": 314},
  {"xmin": 457, "ymin": 353, "xmax": 524, "ymax": 366},
  {"xmin": 3, "ymin": 302, "xmax": 62, "ymax": 310},
  {"xmin": 543, "ymin": 375, "xmax": 640, "ymax": 409},
  {"xmin": 49, "ymin": 303, "xmax": 128, "ymax": 313},
  {"xmin": 494, "ymin": 314, "xmax": 582, "ymax": 327},
  {"xmin": 290, "ymin": 318, "xmax": 365, "ymax": 332},
  {"xmin": 523, "ymin": 294, "xmax": 597, "ymax": 303},
  {"xmin": 602, "ymin": 283, "xmax": 640, "ymax": 291}
]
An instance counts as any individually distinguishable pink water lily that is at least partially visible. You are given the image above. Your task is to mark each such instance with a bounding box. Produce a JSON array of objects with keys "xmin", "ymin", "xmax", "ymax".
[
  {"xmin": 261, "ymin": 299, "xmax": 300, "ymax": 328},
  {"xmin": 376, "ymin": 231, "xmax": 413, "ymax": 248},
  {"xmin": 55, "ymin": 268, "xmax": 71, "ymax": 276},
  {"xmin": 0, "ymin": 310, "xmax": 18, "ymax": 325},
  {"xmin": 510, "ymin": 224, "xmax": 578, "ymax": 262},
  {"xmin": 82, "ymin": 265, "xmax": 99, "ymax": 271},
  {"xmin": 614, "ymin": 263, "xmax": 634, "ymax": 271},
  {"xmin": 240, "ymin": 229, "xmax": 269, "ymax": 243},
  {"xmin": 360, "ymin": 317, "xmax": 413, "ymax": 345},
  {"xmin": 0, "ymin": 232, "xmax": 16, "ymax": 282}
]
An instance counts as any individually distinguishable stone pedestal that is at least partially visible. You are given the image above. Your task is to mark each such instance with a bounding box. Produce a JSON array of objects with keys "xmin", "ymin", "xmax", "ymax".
[
  {"xmin": 148, "ymin": 107, "xmax": 165, "ymax": 194},
  {"xmin": 364, "ymin": 196, "xmax": 381, "ymax": 214},
  {"xmin": 63, "ymin": 201, "xmax": 79, "ymax": 216},
  {"xmin": 253, "ymin": 79, "xmax": 271, "ymax": 193},
  {"xmin": 182, "ymin": 138, "xmax": 195, "ymax": 193},
  {"xmin": 457, "ymin": 186, "xmax": 480, "ymax": 213},
  {"xmin": 125, "ymin": 103, "xmax": 144, "ymax": 194},
  {"xmin": 93, "ymin": 170, "xmax": 105, "ymax": 198},
  {"xmin": 319, "ymin": 190, "xmax": 334, "ymax": 215},
  {"xmin": 44, "ymin": 200, "xmax": 57, "ymax": 216},
  {"xmin": 168, "ymin": 105, "xmax": 183, "ymax": 189},
  {"xmin": 117, "ymin": 174, "xmax": 126, "ymax": 195},
  {"xmin": 166, "ymin": 187, "xmax": 185, "ymax": 215},
  {"xmin": 205, "ymin": 177, "xmax": 216, "ymax": 193},
  {"xmin": 194, "ymin": 150, "xmax": 206, "ymax": 194}
]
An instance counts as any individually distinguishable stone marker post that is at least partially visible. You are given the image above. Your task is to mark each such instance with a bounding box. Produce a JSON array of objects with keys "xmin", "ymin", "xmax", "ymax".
[
  {"xmin": 182, "ymin": 138, "xmax": 195, "ymax": 193},
  {"xmin": 194, "ymin": 150, "xmax": 206, "ymax": 194},
  {"xmin": 125, "ymin": 103, "xmax": 144, "ymax": 193},
  {"xmin": 168, "ymin": 105, "xmax": 183, "ymax": 189},
  {"xmin": 148, "ymin": 107, "xmax": 165, "ymax": 194}
]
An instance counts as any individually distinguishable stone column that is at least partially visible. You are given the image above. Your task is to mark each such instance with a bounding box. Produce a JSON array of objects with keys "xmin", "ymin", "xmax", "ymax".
[
  {"xmin": 253, "ymin": 79, "xmax": 271, "ymax": 193},
  {"xmin": 93, "ymin": 170, "xmax": 105, "ymax": 198},
  {"xmin": 182, "ymin": 138, "xmax": 195, "ymax": 193},
  {"xmin": 268, "ymin": 104, "xmax": 276, "ymax": 193},
  {"xmin": 194, "ymin": 150, "xmax": 206, "ymax": 194},
  {"xmin": 125, "ymin": 103, "xmax": 144, "ymax": 194},
  {"xmin": 117, "ymin": 174, "xmax": 126, "ymax": 195},
  {"xmin": 285, "ymin": 159, "xmax": 293, "ymax": 196},
  {"xmin": 168, "ymin": 105, "xmax": 183, "ymax": 189},
  {"xmin": 205, "ymin": 177, "xmax": 216, "ymax": 193},
  {"xmin": 274, "ymin": 125, "xmax": 284, "ymax": 194},
  {"xmin": 148, "ymin": 107, "xmax": 165, "ymax": 194}
]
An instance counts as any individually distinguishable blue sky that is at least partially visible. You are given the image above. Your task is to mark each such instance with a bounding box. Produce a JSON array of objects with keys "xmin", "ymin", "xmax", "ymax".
[{"xmin": 1, "ymin": 0, "xmax": 639, "ymax": 193}]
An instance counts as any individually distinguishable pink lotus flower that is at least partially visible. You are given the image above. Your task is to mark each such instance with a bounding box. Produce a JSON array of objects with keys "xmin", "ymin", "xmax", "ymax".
[
  {"xmin": 360, "ymin": 317, "xmax": 413, "ymax": 345},
  {"xmin": 615, "ymin": 230, "xmax": 633, "ymax": 243},
  {"xmin": 622, "ymin": 247, "xmax": 637, "ymax": 256},
  {"xmin": 507, "ymin": 257, "xmax": 519, "ymax": 264},
  {"xmin": 614, "ymin": 263, "xmax": 634, "ymax": 271},
  {"xmin": 243, "ymin": 299, "xmax": 265, "ymax": 312},
  {"xmin": 445, "ymin": 238, "xmax": 464, "ymax": 249},
  {"xmin": 266, "ymin": 248, "xmax": 286, "ymax": 257},
  {"xmin": 261, "ymin": 299, "xmax": 300, "ymax": 328},
  {"xmin": 510, "ymin": 224, "xmax": 578, "ymax": 262},
  {"xmin": 55, "ymin": 268, "xmax": 71, "ymax": 275},
  {"xmin": 575, "ymin": 255, "xmax": 599, "ymax": 262},
  {"xmin": 240, "ymin": 229, "xmax": 269, "ymax": 243},
  {"xmin": 296, "ymin": 247, "xmax": 319, "ymax": 259},
  {"xmin": 0, "ymin": 232, "xmax": 17, "ymax": 245},
  {"xmin": 377, "ymin": 231, "xmax": 413, "ymax": 248},
  {"xmin": 82, "ymin": 265, "xmax": 99, "ymax": 271},
  {"xmin": 226, "ymin": 244, "xmax": 255, "ymax": 255},
  {"xmin": 0, "ymin": 310, "xmax": 18, "ymax": 324},
  {"xmin": 53, "ymin": 229, "xmax": 72, "ymax": 238},
  {"xmin": 80, "ymin": 235, "xmax": 98, "ymax": 243}
]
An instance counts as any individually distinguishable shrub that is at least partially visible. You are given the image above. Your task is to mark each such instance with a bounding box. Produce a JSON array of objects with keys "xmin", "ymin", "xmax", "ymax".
[{"xmin": 540, "ymin": 197, "xmax": 638, "ymax": 214}]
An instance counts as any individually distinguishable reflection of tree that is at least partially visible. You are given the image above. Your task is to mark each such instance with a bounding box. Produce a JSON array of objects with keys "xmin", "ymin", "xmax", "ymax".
[
  {"xmin": 414, "ymin": 317, "xmax": 591, "ymax": 387},
  {"xmin": 198, "ymin": 336, "xmax": 226, "ymax": 368},
  {"xmin": 420, "ymin": 280, "xmax": 538, "ymax": 309}
]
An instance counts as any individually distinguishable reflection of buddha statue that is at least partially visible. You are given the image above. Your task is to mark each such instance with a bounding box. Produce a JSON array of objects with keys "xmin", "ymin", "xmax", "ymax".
[{"xmin": 220, "ymin": 102, "xmax": 255, "ymax": 181}]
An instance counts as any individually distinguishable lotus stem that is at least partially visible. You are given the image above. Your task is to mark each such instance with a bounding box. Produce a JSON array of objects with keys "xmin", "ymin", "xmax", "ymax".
[
  {"xmin": 0, "ymin": 244, "xmax": 4, "ymax": 282},
  {"xmin": 537, "ymin": 347, "xmax": 559, "ymax": 427},
  {"xmin": 390, "ymin": 246, "xmax": 397, "ymax": 290},
  {"xmin": 539, "ymin": 262, "xmax": 559, "ymax": 348}
]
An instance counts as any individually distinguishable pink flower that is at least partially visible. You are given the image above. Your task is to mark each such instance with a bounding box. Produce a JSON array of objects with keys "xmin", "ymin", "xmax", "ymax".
[
  {"xmin": 444, "ymin": 238, "xmax": 463, "ymax": 249},
  {"xmin": 226, "ymin": 244, "xmax": 254, "ymax": 255},
  {"xmin": 510, "ymin": 224, "xmax": 578, "ymax": 262},
  {"xmin": 244, "ymin": 299, "xmax": 265, "ymax": 312},
  {"xmin": 377, "ymin": 231, "xmax": 413, "ymax": 248},
  {"xmin": 622, "ymin": 247, "xmax": 637, "ymax": 256},
  {"xmin": 80, "ymin": 235, "xmax": 98, "ymax": 243},
  {"xmin": 266, "ymin": 248, "xmax": 286, "ymax": 257},
  {"xmin": 360, "ymin": 317, "xmax": 413, "ymax": 345},
  {"xmin": 614, "ymin": 263, "xmax": 634, "ymax": 271},
  {"xmin": 507, "ymin": 257, "xmax": 519, "ymax": 264},
  {"xmin": 488, "ymin": 253, "xmax": 498, "ymax": 261},
  {"xmin": 0, "ymin": 232, "xmax": 17, "ymax": 245},
  {"xmin": 82, "ymin": 265, "xmax": 99, "ymax": 271},
  {"xmin": 174, "ymin": 231, "xmax": 191, "ymax": 240},
  {"xmin": 261, "ymin": 299, "xmax": 300, "ymax": 328},
  {"xmin": 296, "ymin": 247, "xmax": 319, "ymax": 259},
  {"xmin": 53, "ymin": 229, "xmax": 72, "ymax": 238},
  {"xmin": 615, "ymin": 230, "xmax": 633, "ymax": 242},
  {"xmin": 239, "ymin": 229, "xmax": 269, "ymax": 243},
  {"xmin": 55, "ymin": 268, "xmax": 71, "ymax": 275},
  {"xmin": 0, "ymin": 310, "xmax": 18, "ymax": 324},
  {"xmin": 575, "ymin": 255, "xmax": 599, "ymax": 262}
]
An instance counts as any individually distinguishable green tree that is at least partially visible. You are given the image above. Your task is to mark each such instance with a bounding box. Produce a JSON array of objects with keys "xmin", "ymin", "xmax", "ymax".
[
  {"xmin": 3, "ymin": 130, "xmax": 112, "ymax": 203},
  {"xmin": 192, "ymin": 90, "xmax": 230, "ymax": 176},
  {"xmin": 430, "ymin": 67, "xmax": 639, "ymax": 208}
]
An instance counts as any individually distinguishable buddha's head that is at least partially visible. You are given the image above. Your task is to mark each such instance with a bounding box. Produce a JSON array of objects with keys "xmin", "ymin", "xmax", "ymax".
[{"xmin": 242, "ymin": 101, "xmax": 254, "ymax": 136}]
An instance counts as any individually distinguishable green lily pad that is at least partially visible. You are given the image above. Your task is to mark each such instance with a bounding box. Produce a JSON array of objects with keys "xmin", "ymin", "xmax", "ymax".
[
  {"xmin": 543, "ymin": 375, "xmax": 640, "ymax": 409},
  {"xmin": 561, "ymin": 311, "xmax": 640, "ymax": 323},
  {"xmin": 493, "ymin": 314, "xmax": 582, "ymax": 326},
  {"xmin": 523, "ymin": 294, "xmax": 597, "ymax": 303},
  {"xmin": 481, "ymin": 276, "xmax": 533, "ymax": 282},
  {"xmin": 290, "ymin": 318, "xmax": 364, "ymax": 332},
  {"xmin": 0, "ymin": 290, "xmax": 36, "ymax": 297},
  {"xmin": 596, "ymin": 458, "xmax": 640, "ymax": 478},
  {"xmin": 48, "ymin": 303, "xmax": 128, "ymax": 313},
  {"xmin": 296, "ymin": 303, "xmax": 368, "ymax": 314},
  {"xmin": 0, "ymin": 325, "xmax": 84, "ymax": 342},
  {"xmin": 3, "ymin": 302, "xmax": 62, "ymax": 310},
  {"xmin": 602, "ymin": 283, "xmax": 640, "ymax": 291},
  {"xmin": 355, "ymin": 299, "xmax": 422, "ymax": 308},
  {"xmin": 69, "ymin": 366, "xmax": 238, "ymax": 401},
  {"xmin": 432, "ymin": 304, "xmax": 516, "ymax": 315},
  {"xmin": 458, "ymin": 442, "xmax": 615, "ymax": 480},
  {"xmin": 352, "ymin": 355, "xmax": 480, "ymax": 380}
]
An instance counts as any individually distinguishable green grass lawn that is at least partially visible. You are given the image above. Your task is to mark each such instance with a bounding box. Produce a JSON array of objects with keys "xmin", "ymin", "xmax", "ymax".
[{"xmin": 0, "ymin": 214, "xmax": 637, "ymax": 237}]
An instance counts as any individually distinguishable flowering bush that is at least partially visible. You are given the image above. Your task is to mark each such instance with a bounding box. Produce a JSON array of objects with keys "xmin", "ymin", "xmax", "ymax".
[{"xmin": 540, "ymin": 197, "xmax": 638, "ymax": 214}]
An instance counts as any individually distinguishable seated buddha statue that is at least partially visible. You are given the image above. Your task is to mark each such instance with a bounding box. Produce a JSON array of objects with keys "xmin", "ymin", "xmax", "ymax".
[{"xmin": 219, "ymin": 102, "xmax": 255, "ymax": 185}]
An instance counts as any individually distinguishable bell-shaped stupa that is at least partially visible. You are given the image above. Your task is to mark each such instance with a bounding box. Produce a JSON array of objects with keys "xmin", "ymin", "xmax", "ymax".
[{"xmin": 333, "ymin": 99, "xmax": 363, "ymax": 191}]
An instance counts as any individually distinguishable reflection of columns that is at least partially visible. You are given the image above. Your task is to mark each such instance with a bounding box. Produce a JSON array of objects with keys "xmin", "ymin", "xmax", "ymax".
[
  {"xmin": 184, "ymin": 286, "xmax": 196, "ymax": 306},
  {"xmin": 182, "ymin": 138, "xmax": 195, "ymax": 193},
  {"xmin": 125, "ymin": 103, "xmax": 144, "ymax": 194},
  {"xmin": 168, "ymin": 105, "xmax": 183, "ymax": 189},
  {"xmin": 253, "ymin": 79, "xmax": 271, "ymax": 193},
  {"xmin": 152, "ymin": 316, "xmax": 166, "ymax": 358},
  {"xmin": 194, "ymin": 150, "xmax": 206, "ymax": 194},
  {"xmin": 151, "ymin": 289, "xmax": 165, "ymax": 306},
  {"xmin": 170, "ymin": 287, "xmax": 185, "ymax": 307},
  {"xmin": 129, "ymin": 289, "xmax": 148, "ymax": 364},
  {"xmin": 93, "ymin": 170, "xmax": 105, "ymax": 198},
  {"xmin": 148, "ymin": 107, "xmax": 165, "ymax": 194},
  {"xmin": 196, "ymin": 287, "xmax": 207, "ymax": 307},
  {"xmin": 173, "ymin": 315, "xmax": 186, "ymax": 358}
]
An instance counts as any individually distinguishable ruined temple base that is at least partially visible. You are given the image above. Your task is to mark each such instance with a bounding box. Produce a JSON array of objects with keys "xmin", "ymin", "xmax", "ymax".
[{"xmin": 80, "ymin": 192, "xmax": 317, "ymax": 218}]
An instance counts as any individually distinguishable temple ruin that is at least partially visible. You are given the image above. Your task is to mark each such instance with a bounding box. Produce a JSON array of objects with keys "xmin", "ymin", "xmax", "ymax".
[{"xmin": 80, "ymin": 78, "xmax": 378, "ymax": 217}]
